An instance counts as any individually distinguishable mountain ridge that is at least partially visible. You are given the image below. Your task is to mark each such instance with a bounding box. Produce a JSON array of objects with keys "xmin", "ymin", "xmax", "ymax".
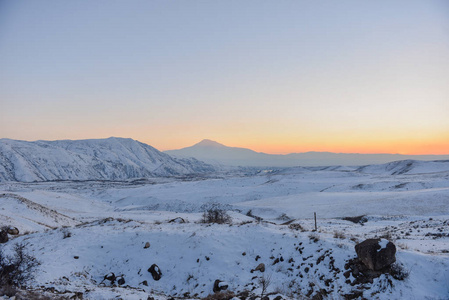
[
  {"xmin": 0, "ymin": 137, "xmax": 216, "ymax": 182},
  {"xmin": 165, "ymin": 139, "xmax": 449, "ymax": 167}
]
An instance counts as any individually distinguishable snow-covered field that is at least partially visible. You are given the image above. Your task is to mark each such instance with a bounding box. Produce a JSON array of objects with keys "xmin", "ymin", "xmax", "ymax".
[{"xmin": 1, "ymin": 161, "xmax": 449, "ymax": 299}]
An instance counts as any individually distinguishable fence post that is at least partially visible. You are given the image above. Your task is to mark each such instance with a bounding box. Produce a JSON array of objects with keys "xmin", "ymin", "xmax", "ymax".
[{"xmin": 314, "ymin": 212, "xmax": 317, "ymax": 231}]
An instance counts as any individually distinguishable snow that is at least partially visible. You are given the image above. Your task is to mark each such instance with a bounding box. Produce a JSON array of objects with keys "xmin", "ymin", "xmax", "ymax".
[
  {"xmin": 378, "ymin": 239, "xmax": 389, "ymax": 252},
  {"xmin": 0, "ymin": 154, "xmax": 448, "ymax": 299}
]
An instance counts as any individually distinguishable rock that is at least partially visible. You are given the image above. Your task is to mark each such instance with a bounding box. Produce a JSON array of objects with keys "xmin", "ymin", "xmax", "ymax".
[
  {"xmin": 144, "ymin": 242, "xmax": 150, "ymax": 249},
  {"xmin": 355, "ymin": 238, "xmax": 396, "ymax": 271},
  {"xmin": 141, "ymin": 280, "xmax": 148, "ymax": 286},
  {"xmin": 70, "ymin": 292, "xmax": 83, "ymax": 299},
  {"xmin": 104, "ymin": 272, "xmax": 116, "ymax": 284},
  {"xmin": 7, "ymin": 227, "xmax": 19, "ymax": 235},
  {"xmin": 0, "ymin": 230, "xmax": 8, "ymax": 243},
  {"xmin": 251, "ymin": 263, "xmax": 265, "ymax": 273},
  {"xmin": 213, "ymin": 279, "xmax": 228, "ymax": 293},
  {"xmin": 117, "ymin": 276, "xmax": 125, "ymax": 285},
  {"xmin": 168, "ymin": 217, "xmax": 186, "ymax": 223},
  {"xmin": 148, "ymin": 264, "xmax": 162, "ymax": 281}
]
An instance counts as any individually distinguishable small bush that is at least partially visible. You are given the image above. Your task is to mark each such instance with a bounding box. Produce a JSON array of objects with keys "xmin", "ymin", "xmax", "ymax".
[
  {"xmin": 308, "ymin": 233, "xmax": 320, "ymax": 243},
  {"xmin": 389, "ymin": 262, "xmax": 409, "ymax": 280},
  {"xmin": 333, "ymin": 231, "xmax": 346, "ymax": 239},
  {"xmin": 289, "ymin": 223, "xmax": 305, "ymax": 232},
  {"xmin": 0, "ymin": 243, "xmax": 39, "ymax": 293},
  {"xmin": 201, "ymin": 204, "xmax": 232, "ymax": 224},
  {"xmin": 62, "ymin": 228, "xmax": 72, "ymax": 239}
]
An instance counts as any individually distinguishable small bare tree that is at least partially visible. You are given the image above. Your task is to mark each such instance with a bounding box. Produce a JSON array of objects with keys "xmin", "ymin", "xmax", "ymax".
[
  {"xmin": 259, "ymin": 273, "xmax": 272, "ymax": 299},
  {"xmin": 200, "ymin": 203, "xmax": 232, "ymax": 224},
  {"xmin": 0, "ymin": 243, "xmax": 39, "ymax": 293}
]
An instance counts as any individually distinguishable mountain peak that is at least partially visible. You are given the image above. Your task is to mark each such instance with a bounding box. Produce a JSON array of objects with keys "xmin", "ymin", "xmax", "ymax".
[{"xmin": 194, "ymin": 139, "xmax": 226, "ymax": 148}]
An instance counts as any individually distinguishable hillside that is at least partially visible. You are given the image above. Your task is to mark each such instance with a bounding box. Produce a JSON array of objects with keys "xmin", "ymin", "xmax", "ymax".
[
  {"xmin": 0, "ymin": 160, "xmax": 448, "ymax": 299},
  {"xmin": 0, "ymin": 137, "xmax": 216, "ymax": 182},
  {"xmin": 356, "ymin": 159, "xmax": 449, "ymax": 175}
]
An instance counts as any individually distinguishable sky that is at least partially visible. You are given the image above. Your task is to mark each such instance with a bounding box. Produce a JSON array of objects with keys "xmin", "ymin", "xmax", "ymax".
[{"xmin": 1, "ymin": 0, "xmax": 448, "ymax": 155}]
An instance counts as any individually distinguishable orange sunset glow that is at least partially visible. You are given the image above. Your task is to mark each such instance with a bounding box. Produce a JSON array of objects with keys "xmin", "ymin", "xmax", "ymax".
[{"xmin": 1, "ymin": 1, "xmax": 448, "ymax": 156}]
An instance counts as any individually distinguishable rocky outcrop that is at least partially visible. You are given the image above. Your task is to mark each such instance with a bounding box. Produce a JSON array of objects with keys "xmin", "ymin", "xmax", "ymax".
[
  {"xmin": 103, "ymin": 272, "xmax": 116, "ymax": 285},
  {"xmin": 117, "ymin": 276, "xmax": 125, "ymax": 285},
  {"xmin": 0, "ymin": 230, "xmax": 8, "ymax": 243},
  {"xmin": 148, "ymin": 264, "xmax": 162, "ymax": 281},
  {"xmin": 213, "ymin": 279, "xmax": 229, "ymax": 293},
  {"xmin": 6, "ymin": 227, "xmax": 19, "ymax": 235},
  {"xmin": 251, "ymin": 263, "xmax": 265, "ymax": 273},
  {"xmin": 355, "ymin": 239, "xmax": 396, "ymax": 271}
]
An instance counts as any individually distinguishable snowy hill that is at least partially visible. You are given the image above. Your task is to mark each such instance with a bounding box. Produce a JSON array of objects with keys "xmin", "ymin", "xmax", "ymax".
[
  {"xmin": 1, "ymin": 163, "xmax": 449, "ymax": 299},
  {"xmin": 165, "ymin": 139, "xmax": 449, "ymax": 167},
  {"xmin": 357, "ymin": 159, "xmax": 449, "ymax": 175},
  {"xmin": 0, "ymin": 138, "xmax": 216, "ymax": 182}
]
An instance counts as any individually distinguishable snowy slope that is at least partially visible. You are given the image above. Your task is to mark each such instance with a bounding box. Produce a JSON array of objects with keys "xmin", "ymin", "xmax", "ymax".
[
  {"xmin": 1, "ymin": 162, "xmax": 449, "ymax": 299},
  {"xmin": 0, "ymin": 138, "xmax": 216, "ymax": 182},
  {"xmin": 357, "ymin": 159, "xmax": 449, "ymax": 175}
]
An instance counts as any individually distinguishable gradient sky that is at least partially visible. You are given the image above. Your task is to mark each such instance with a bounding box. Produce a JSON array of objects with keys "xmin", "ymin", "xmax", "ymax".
[{"xmin": 1, "ymin": 1, "xmax": 448, "ymax": 154}]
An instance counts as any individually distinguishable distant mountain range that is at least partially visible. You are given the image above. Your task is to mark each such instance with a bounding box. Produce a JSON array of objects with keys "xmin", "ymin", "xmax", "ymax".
[
  {"xmin": 1, "ymin": 137, "xmax": 448, "ymax": 182},
  {"xmin": 165, "ymin": 139, "xmax": 449, "ymax": 167},
  {"xmin": 0, "ymin": 137, "xmax": 216, "ymax": 182}
]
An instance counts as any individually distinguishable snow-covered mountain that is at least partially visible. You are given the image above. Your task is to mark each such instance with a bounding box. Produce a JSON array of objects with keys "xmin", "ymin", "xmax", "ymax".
[
  {"xmin": 0, "ymin": 137, "xmax": 216, "ymax": 182},
  {"xmin": 165, "ymin": 139, "xmax": 449, "ymax": 167},
  {"xmin": 165, "ymin": 139, "xmax": 273, "ymax": 167}
]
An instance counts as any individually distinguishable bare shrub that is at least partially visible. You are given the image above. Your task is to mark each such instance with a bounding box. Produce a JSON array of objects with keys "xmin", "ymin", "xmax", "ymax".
[
  {"xmin": 308, "ymin": 233, "xmax": 320, "ymax": 243},
  {"xmin": 259, "ymin": 273, "xmax": 272, "ymax": 299},
  {"xmin": 202, "ymin": 291, "xmax": 235, "ymax": 300},
  {"xmin": 62, "ymin": 228, "xmax": 72, "ymax": 239},
  {"xmin": 349, "ymin": 236, "xmax": 359, "ymax": 243},
  {"xmin": 0, "ymin": 243, "xmax": 39, "ymax": 294},
  {"xmin": 289, "ymin": 223, "xmax": 305, "ymax": 232},
  {"xmin": 333, "ymin": 231, "xmax": 346, "ymax": 239},
  {"xmin": 389, "ymin": 262, "xmax": 409, "ymax": 280},
  {"xmin": 201, "ymin": 204, "xmax": 232, "ymax": 224}
]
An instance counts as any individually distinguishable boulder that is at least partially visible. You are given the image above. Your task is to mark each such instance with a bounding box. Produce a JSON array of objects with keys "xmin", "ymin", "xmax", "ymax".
[
  {"xmin": 103, "ymin": 272, "xmax": 116, "ymax": 284},
  {"xmin": 117, "ymin": 276, "xmax": 125, "ymax": 285},
  {"xmin": 355, "ymin": 238, "xmax": 396, "ymax": 271},
  {"xmin": 140, "ymin": 280, "xmax": 148, "ymax": 286},
  {"xmin": 251, "ymin": 263, "xmax": 265, "ymax": 273},
  {"xmin": 213, "ymin": 279, "xmax": 228, "ymax": 293},
  {"xmin": 148, "ymin": 264, "xmax": 162, "ymax": 281},
  {"xmin": 168, "ymin": 217, "xmax": 186, "ymax": 223},
  {"xmin": 7, "ymin": 227, "xmax": 19, "ymax": 235},
  {"xmin": 0, "ymin": 230, "xmax": 8, "ymax": 243},
  {"xmin": 144, "ymin": 242, "xmax": 150, "ymax": 249}
]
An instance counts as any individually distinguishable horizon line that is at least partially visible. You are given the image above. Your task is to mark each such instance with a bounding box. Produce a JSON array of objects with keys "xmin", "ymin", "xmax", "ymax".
[{"xmin": 2, "ymin": 136, "xmax": 448, "ymax": 156}]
